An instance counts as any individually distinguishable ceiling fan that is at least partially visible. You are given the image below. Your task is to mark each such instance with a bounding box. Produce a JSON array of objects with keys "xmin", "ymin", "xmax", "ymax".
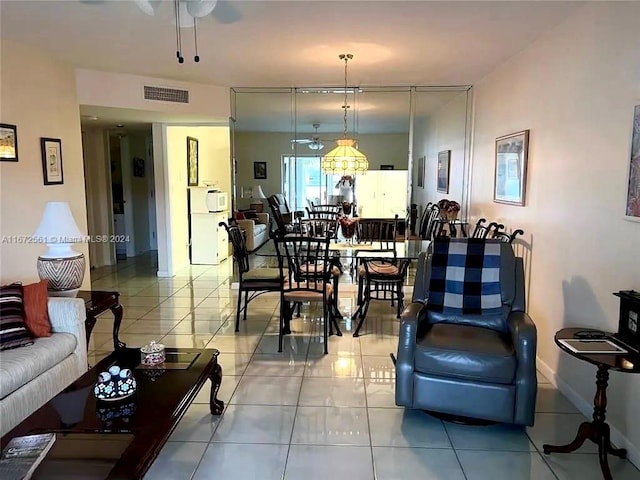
[{"xmin": 291, "ymin": 124, "xmax": 326, "ymax": 151}]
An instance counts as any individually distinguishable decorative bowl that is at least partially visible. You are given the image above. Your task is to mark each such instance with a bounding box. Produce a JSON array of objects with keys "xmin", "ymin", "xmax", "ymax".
[
  {"xmin": 94, "ymin": 365, "xmax": 137, "ymax": 402},
  {"xmin": 141, "ymin": 341, "xmax": 166, "ymax": 366}
]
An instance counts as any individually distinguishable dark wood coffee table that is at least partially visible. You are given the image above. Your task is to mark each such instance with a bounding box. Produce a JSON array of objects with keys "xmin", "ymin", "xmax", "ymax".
[{"xmin": 0, "ymin": 347, "xmax": 223, "ymax": 479}]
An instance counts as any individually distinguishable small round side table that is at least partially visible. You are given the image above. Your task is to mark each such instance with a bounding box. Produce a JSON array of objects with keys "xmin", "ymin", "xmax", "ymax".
[{"xmin": 543, "ymin": 328, "xmax": 640, "ymax": 480}]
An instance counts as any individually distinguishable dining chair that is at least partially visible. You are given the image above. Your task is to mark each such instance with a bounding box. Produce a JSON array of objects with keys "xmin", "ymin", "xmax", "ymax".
[
  {"xmin": 471, "ymin": 218, "xmax": 501, "ymax": 239},
  {"xmin": 352, "ymin": 215, "xmax": 411, "ymax": 336},
  {"xmin": 492, "ymin": 225, "xmax": 525, "ymax": 244},
  {"xmin": 219, "ymin": 222, "xmax": 285, "ymax": 332},
  {"xmin": 273, "ymin": 234, "xmax": 341, "ymax": 354},
  {"xmin": 419, "ymin": 204, "xmax": 441, "ymax": 240}
]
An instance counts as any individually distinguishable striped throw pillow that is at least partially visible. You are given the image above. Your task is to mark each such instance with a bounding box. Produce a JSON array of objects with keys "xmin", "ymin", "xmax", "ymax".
[{"xmin": 0, "ymin": 283, "xmax": 34, "ymax": 351}]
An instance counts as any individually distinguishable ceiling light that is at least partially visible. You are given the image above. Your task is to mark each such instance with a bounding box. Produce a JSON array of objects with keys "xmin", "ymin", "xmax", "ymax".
[
  {"xmin": 116, "ymin": 124, "xmax": 125, "ymax": 128},
  {"xmin": 321, "ymin": 54, "xmax": 368, "ymax": 175}
]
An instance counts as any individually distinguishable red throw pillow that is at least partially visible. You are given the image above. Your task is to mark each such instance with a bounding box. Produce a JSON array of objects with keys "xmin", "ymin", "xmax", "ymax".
[
  {"xmin": 23, "ymin": 279, "xmax": 52, "ymax": 337},
  {"xmin": 235, "ymin": 211, "xmax": 246, "ymax": 220}
]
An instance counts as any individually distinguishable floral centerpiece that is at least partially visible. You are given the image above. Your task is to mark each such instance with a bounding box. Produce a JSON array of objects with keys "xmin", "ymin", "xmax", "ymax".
[
  {"xmin": 338, "ymin": 215, "xmax": 358, "ymax": 242},
  {"xmin": 437, "ymin": 199, "xmax": 461, "ymax": 221}
]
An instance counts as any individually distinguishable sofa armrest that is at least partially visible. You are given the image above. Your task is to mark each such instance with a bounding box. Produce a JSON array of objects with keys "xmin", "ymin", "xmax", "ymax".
[
  {"xmin": 395, "ymin": 302, "xmax": 424, "ymax": 407},
  {"xmin": 508, "ymin": 311, "xmax": 537, "ymax": 426},
  {"xmin": 48, "ymin": 298, "xmax": 88, "ymax": 376},
  {"xmin": 256, "ymin": 213, "xmax": 270, "ymax": 225},
  {"xmin": 236, "ymin": 218, "xmax": 256, "ymax": 234}
]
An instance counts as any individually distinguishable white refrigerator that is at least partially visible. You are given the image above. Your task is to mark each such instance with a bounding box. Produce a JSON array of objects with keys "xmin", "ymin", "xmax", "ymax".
[{"xmin": 188, "ymin": 187, "xmax": 229, "ymax": 265}]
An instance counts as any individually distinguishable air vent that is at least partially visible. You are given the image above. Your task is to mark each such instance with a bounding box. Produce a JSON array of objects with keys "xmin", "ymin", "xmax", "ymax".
[{"xmin": 143, "ymin": 86, "xmax": 189, "ymax": 104}]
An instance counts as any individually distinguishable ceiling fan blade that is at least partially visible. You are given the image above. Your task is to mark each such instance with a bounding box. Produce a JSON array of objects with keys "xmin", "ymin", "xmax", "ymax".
[
  {"xmin": 134, "ymin": 0, "xmax": 157, "ymax": 16},
  {"xmin": 291, "ymin": 139, "xmax": 313, "ymax": 144},
  {"xmin": 212, "ymin": 0, "xmax": 243, "ymax": 24},
  {"xmin": 186, "ymin": 0, "xmax": 218, "ymax": 18}
]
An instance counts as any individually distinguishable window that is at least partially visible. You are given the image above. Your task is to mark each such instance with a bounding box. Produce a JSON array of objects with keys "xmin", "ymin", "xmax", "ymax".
[{"xmin": 282, "ymin": 155, "xmax": 341, "ymax": 211}]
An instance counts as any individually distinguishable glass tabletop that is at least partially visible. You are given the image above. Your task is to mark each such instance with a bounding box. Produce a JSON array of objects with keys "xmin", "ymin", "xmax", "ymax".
[{"xmin": 255, "ymin": 239, "xmax": 430, "ymax": 260}]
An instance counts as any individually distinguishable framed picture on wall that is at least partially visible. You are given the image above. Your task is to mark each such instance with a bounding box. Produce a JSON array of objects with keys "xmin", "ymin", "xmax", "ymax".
[
  {"xmin": 0, "ymin": 123, "xmax": 18, "ymax": 162},
  {"xmin": 437, "ymin": 150, "xmax": 451, "ymax": 193},
  {"xmin": 625, "ymin": 105, "xmax": 640, "ymax": 219},
  {"xmin": 380, "ymin": 164, "xmax": 394, "ymax": 170},
  {"xmin": 187, "ymin": 136, "xmax": 199, "ymax": 186},
  {"xmin": 40, "ymin": 137, "xmax": 63, "ymax": 185},
  {"xmin": 494, "ymin": 130, "xmax": 530, "ymax": 206},
  {"xmin": 133, "ymin": 157, "xmax": 145, "ymax": 177},
  {"xmin": 254, "ymin": 161, "xmax": 267, "ymax": 179},
  {"xmin": 417, "ymin": 156, "xmax": 425, "ymax": 188}
]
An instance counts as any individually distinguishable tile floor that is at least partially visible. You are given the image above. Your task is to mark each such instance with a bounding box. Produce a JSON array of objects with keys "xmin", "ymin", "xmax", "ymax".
[{"xmin": 87, "ymin": 253, "xmax": 639, "ymax": 480}]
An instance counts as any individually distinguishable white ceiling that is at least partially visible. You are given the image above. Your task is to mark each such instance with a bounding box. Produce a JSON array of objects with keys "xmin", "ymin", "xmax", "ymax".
[{"xmin": 2, "ymin": 1, "xmax": 584, "ymax": 132}]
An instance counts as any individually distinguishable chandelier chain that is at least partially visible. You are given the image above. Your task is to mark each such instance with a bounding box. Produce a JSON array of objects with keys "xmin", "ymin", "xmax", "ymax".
[{"xmin": 343, "ymin": 55, "xmax": 349, "ymax": 139}]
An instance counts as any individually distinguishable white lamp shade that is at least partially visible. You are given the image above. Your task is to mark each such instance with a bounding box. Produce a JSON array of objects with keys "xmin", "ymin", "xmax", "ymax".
[
  {"xmin": 252, "ymin": 185, "xmax": 267, "ymax": 199},
  {"xmin": 33, "ymin": 202, "xmax": 84, "ymax": 244}
]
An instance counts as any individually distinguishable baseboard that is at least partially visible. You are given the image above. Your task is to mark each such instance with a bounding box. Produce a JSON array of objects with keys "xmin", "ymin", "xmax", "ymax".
[
  {"xmin": 536, "ymin": 356, "xmax": 640, "ymax": 468},
  {"xmin": 156, "ymin": 270, "xmax": 172, "ymax": 278}
]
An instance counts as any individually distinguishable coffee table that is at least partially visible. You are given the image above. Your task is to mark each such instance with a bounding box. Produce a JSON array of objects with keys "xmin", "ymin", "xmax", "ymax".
[{"xmin": 0, "ymin": 347, "xmax": 223, "ymax": 479}]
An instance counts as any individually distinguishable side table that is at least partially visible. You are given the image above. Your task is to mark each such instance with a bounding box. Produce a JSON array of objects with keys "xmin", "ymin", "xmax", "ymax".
[
  {"xmin": 77, "ymin": 290, "xmax": 127, "ymax": 351},
  {"xmin": 543, "ymin": 328, "xmax": 640, "ymax": 480}
]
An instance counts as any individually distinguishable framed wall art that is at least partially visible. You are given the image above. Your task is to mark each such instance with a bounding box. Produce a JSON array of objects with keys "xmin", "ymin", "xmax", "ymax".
[
  {"xmin": 40, "ymin": 137, "xmax": 63, "ymax": 185},
  {"xmin": 0, "ymin": 123, "xmax": 18, "ymax": 162},
  {"xmin": 133, "ymin": 157, "xmax": 145, "ymax": 177},
  {"xmin": 625, "ymin": 105, "xmax": 640, "ymax": 219},
  {"xmin": 494, "ymin": 130, "xmax": 529, "ymax": 206},
  {"xmin": 254, "ymin": 161, "xmax": 267, "ymax": 179},
  {"xmin": 417, "ymin": 156, "xmax": 425, "ymax": 188},
  {"xmin": 187, "ymin": 136, "xmax": 199, "ymax": 186},
  {"xmin": 437, "ymin": 150, "xmax": 451, "ymax": 193}
]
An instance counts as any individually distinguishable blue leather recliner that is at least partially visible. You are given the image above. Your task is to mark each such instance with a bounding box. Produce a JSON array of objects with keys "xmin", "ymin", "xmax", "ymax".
[{"xmin": 395, "ymin": 238, "xmax": 537, "ymax": 426}]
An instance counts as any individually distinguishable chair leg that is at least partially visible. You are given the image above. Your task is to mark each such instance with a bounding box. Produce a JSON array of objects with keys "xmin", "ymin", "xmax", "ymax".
[
  {"xmin": 295, "ymin": 302, "xmax": 301, "ymax": 317},
  {"xmin": 333, "ymin": 277, "xmax": 343, "ymax": 319},
  {"xmin": 330, "ymin": 295, "xmax": 342, "ymax": 337},
  {"xmin": 396, "ymin": 282, "xmax": 403, "ymax": 318},
  {"xmin": 282, "ymin": 301, "xmax": 292, "ymax": 335},
  {"xmin": 235, "ymin": 290, "xmax": 243, "ymax": 332},
  {"xmin": 323, "ymin": 303, "xmax": 329, "ymax": 354},
  {"xmin": 243, "ymin": 291, "xmax": 249, "ymax": 320},
  {"xmin": 278, "ymin": 299, "xmax": 285, "ymax": 353}
]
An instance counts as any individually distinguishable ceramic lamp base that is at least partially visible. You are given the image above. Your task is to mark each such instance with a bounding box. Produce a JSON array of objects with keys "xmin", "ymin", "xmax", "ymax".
[{"xmin": 37, "ymin": 253, "xmax": 85, "ymax": 297}]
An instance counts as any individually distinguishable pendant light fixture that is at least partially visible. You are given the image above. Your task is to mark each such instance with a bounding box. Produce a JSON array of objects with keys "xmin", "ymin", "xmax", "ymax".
[{"xmin": 321, "ymin": 54, "xmax": 368, "ymax": 175}]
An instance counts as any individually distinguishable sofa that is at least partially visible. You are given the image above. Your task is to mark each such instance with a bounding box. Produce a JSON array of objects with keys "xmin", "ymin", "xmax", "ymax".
[
  {"xmin": 237, "ymin": 212, "xmax": 270, "ymax": 251},
  {"xmin": 0, "ymin": 297, "xmax": 87, "ymax": 436}
]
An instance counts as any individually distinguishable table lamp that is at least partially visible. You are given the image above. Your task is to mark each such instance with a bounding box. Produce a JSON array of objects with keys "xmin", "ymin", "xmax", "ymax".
[
  {"xmin": 249, "ymin": 184, "xmax": 267, "ymax": 213},
  {"xmin": 33, "ymin": 202, "xmax": 86, "ymax": 297}
]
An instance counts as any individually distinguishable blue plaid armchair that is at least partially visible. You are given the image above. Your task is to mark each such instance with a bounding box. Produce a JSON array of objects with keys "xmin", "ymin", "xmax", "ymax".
[{"xmin": 396, "ymin": 238, "xmax": 537, "ymax": 426}]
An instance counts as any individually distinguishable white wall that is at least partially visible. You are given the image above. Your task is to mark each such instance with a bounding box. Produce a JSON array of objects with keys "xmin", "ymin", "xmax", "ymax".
[
  {"xmin": 161, "ymin": 125, "xmax": 231, "ymax": 274},
  {"xmin": 0, "ymin": 41, "xmax": 90, "ymax": 287},
  {"xmin": 75, "ymin": 69, "xmax": 230, "ymax": 121},
  {"xmin": 82, "ymin": 128, "xmax": 114, "ymax": 268},
  {"xmin": 412, "ymin": 92, "xmax": 469, "ymax": 215},
  {"xmin": 470, "ymin": 2, "xmax": 640, "ymax": 462},
  {"xmin": 234, "ymin": 132, "xmax": 409, "ymax": 210}
]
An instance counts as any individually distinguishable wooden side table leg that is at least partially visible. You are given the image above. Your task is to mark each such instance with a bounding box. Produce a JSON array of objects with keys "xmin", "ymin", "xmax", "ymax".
[
  {"xmin": 85, "ymin": 314, "xmax": 97, "ymax": 349},
  {"xmin": 209, "ymin": 351, "xmax": 224, "ymax": 415},
  {"xmin": 543, "ymin": 365, "xmax": 620, "ymax": 480},
  {"xmin": 110, "ymin": 303, "xmax": 127, "ymax": 350}
]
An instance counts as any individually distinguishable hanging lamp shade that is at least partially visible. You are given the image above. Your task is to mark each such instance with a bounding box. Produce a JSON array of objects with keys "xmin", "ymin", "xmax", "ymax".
[
  {"xmin": 321, "ymin": 139, "xmax": 368, "ymax": 174},
  {"xmin": 321, "ymin": 53, "xmax": 368, "ymax": 175}
]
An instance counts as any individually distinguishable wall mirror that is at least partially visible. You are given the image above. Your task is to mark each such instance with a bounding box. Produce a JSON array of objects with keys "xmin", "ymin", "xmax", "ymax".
[{"xmin": 231, "ymin": 85, "xmax": 471, "ymax": 224}]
